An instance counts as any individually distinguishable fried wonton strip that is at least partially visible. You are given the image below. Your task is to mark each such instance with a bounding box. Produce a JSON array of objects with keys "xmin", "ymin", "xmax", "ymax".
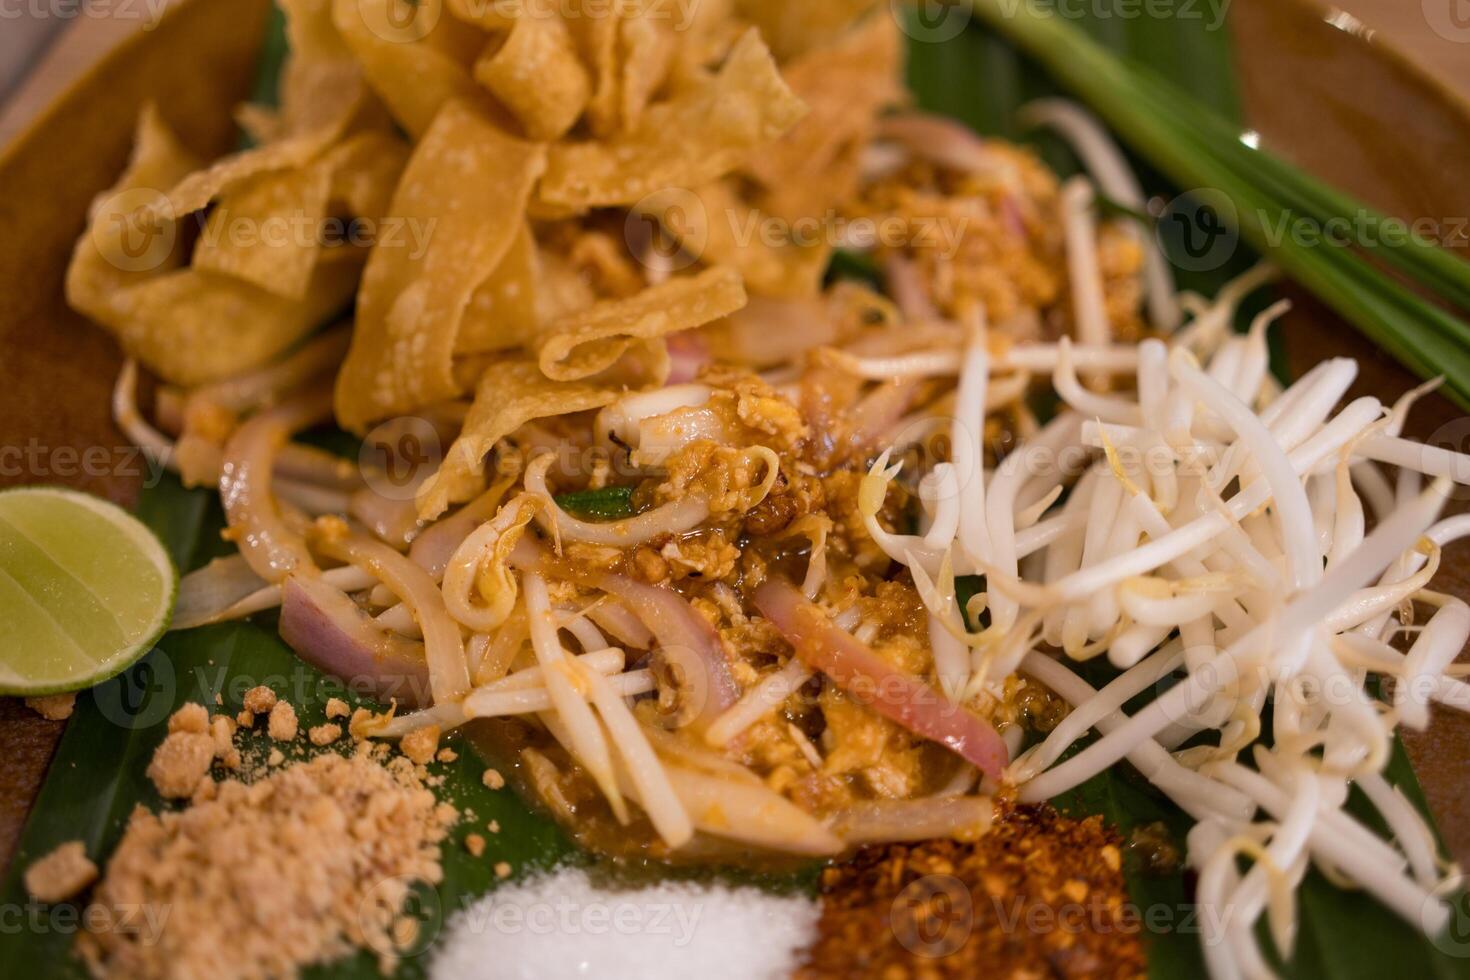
[
  {"xmin": 538, "ymin": 29, "xmax": 806, "ymax": 209},
  {"xmin": 444, "ymin": 0, "xmax": 519, "ymax": 30},
  {"xmin": 634, "ymin": 180, "xmax": 829, "ymax": 298},
  {"xmin": 618, "ymin": 0, "xmax": 675, "ymax": 132},
  {"xmin": 192, "ymin": 131, "xmax": 409, "ymax": 299},
  {"xmin": 573, "ymin": 7, "xmax": 622, "ymax": 138},
  {"xmin": 334, "ymin": 101, "xmax": 547, "ymax": 431},
  {"xmin": 118, "ymin": 0, "xmax": 381, "ymax": 234},
  {"xmin": 191, "ymin": 163, "xmax": 334, "ymax": 300},
  {"xmin": 66, "ymin": 108, "xmax": 360, "ymax": 385},
  {"xmin": 416, "ymin": 359, "xmax": 626, "ymax": 519},
  {"xmin": 456, "ymin": 222, "xmax": 542, "ymax": 354},
  {"xmin": 332, "ymin": 0, "xmax": 493, "ymax": 139},
  {"xmin": 92, "ymin": 266, "xmax": 361, "ymax": 387},
  {"xmin": 742, "ymin": 13, "xmax": 903, "ymax": 220},
  {"xmin": 534, "ymin": 266, "xmax": 747, "ymax": 382},
  {"xmin": 474, "ymin": 14, "xmax": 590, "ymax": 141},
  {"xmin": 734, "ymin": 0, "xmax": 883, "ymax": 60},
  {"xmin": 162, "ymin": 72, "xmax": 371, "ymax": 221},
  {"xmin": 536, "ymin": 249, "xmax": 598, "ymax": 321},
  {"xmin": 328, "ymin": 132, "xmax": 413, "ymax": 235}
]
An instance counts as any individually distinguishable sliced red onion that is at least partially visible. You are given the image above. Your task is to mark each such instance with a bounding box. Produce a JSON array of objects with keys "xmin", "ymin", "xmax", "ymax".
[
  {"xmin": 311, "ymin": 522, "xmax": 471, "ymax": 705},
  {"xmin": 173, "ymin": 562, "xmax": 375, "ymax": 631},
  {"xmin": 408, "ymin": 477, "xmax": 515, "ymax": 579},
  {"xmin": 586, "ymin": 600, "xmax": 654, "ymax": 649},
  {"xmin": 883, "ymin": 254, "xmax": 938, "ymax": 321},
  {"xmin": 721, "ymin": 295, "xmax": 839, "ymax": 367},
  {"xmin": 279, "ymin": 574, "xmax": 431, "ymax": 708},
  {"xmin": 349, "ymin": 486, "xmax": 423, "ymax": 550},
  {"xmin": 591, "ymin": 572, "xmax": 741, "ymax": 729},
  {"xmin": 876, "ymin": 112, "xmax": 999, "ymax": 174},
  {"xmin": 665, "ymin": 329, "xmax": 712, "ymax": 384},
  {"xmin": 753, "ymin": 579, "xmax": 1009, "ymax": 779}
]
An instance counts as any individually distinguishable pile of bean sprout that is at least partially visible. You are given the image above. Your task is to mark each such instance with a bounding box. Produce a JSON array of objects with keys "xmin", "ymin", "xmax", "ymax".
[{"xmin": 860, "ymin": 273, "xmax": 1470, "ymax": 974}]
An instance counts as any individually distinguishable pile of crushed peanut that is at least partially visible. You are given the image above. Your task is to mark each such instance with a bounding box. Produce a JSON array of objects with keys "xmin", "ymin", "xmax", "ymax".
[{"xmin": 25, "ymin": 690, "xmax": 464, "ymax": 980}]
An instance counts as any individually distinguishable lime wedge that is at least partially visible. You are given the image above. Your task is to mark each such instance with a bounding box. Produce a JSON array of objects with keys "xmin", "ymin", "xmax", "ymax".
[{"xmin": 0, "ymin": 487, "xmax": 177, "ymax": 695}]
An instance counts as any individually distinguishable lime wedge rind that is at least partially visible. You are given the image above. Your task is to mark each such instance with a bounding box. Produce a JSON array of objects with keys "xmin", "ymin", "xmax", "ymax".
[{"xmin": 0, "ymin": 486, "xmax": 177, "ymax": 697}]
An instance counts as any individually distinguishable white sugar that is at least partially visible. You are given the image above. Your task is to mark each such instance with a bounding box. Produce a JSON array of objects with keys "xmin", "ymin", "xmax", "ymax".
[{"xmin": 430, "ymin": 865, "xmax": 819, "ymax": 980}]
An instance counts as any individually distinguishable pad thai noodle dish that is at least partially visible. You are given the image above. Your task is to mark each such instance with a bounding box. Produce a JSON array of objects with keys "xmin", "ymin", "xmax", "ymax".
[{"xmin": 28, "ymin": 0, "xmax": 1470, "ymax": 976}]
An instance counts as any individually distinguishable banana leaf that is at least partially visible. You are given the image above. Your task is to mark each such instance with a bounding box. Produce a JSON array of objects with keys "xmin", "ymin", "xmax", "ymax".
[{"xmin": 2, "ymin": 4, "xmax": 1467, "ymax": 979}]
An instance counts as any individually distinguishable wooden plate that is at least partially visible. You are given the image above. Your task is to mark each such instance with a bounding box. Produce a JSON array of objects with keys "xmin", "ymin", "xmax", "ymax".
[{"xmin": 1233, "ymin": 0, "xmax": 1470, "ymax": 867}]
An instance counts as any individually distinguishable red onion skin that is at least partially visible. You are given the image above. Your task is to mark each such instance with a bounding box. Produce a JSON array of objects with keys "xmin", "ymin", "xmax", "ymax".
[
  {"xmin": 876, "ymin": 112, "xmax": 995, "ymax": 174},
  {"xmin": 666, "ymin": 330, "xmax": 711, "ymax": 384},
  {"xmin": 592, "ymin": 573, "xmax": 742, "ymax": 729},
  {"xmin": 753, "ymin": 579, "xmax": 1008, "ymax": 779},
  {"xmin": 279, "ymin": 575, "xmax": 431, "ymax": 708}
]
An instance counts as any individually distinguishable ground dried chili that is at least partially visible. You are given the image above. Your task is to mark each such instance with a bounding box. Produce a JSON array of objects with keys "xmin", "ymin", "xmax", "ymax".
[{"xmin": 797, "ymin": 803, "xmax": 1146, "ymax": 979}]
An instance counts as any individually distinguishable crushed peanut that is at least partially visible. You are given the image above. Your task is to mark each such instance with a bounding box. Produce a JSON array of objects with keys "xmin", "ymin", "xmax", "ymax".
[
  {"xmin": 267, "ymin": 701, "xmax": 298, "ymax": 742},
  {"xmin": 167, "ymin": 703, "xmax": 209, "ymax": 735},
  {"xmin": 400, "ymin": 726, "xmax": 440, "ymax": 766},
  {"xmin": 23, "ymin": 841, "xmax": 97, "ymax": 903},
  {"xmin": 241, "ymin": 686, "xmax": 277, "ymax": 714},
  {"xmin": 146, "ymin": 714, "xmax": 215, "ymax": 801},
  {"xmin": 308, "ymin": 723, "xmax": 342, "ymax": 747},
  {"xmin": 79, "ymin": 745, "xmax": 456, "ymax": 980},
  {"xmin": 25, "ymin": 693, "xmax": 76, "ymax": 721},
  {"xmin": 481, "ymin": 768, "xmax": 506, "ymax": 790},
  {"xmin": 465, "ymin": 834, "xmax": 486, "ymax": 858},
  {"xmin": 494, "ymin": 861, "xmax": 512, "ymax": 879},
  {"xmin": 324, "ymin": 697, "xmax": 350, "ymax": 720}
]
